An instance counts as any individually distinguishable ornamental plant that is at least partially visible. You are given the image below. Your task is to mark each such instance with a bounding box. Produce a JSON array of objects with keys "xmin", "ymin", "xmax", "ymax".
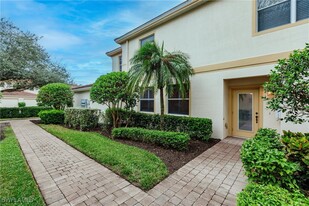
[
  {"xmin": 264, "ymin": 44, "xmax": 309, "ymax": 124},
  {"xmin": 36, "ymin": 83, "xmax": 73, "ymax": 110},
  {"xmin": 90, "ymin": 72, "xmax": 139, "ymax": 128}
]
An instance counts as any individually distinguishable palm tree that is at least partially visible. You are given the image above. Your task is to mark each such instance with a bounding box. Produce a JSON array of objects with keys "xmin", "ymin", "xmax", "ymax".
[{"xmin": 128, "ymin": 42, "xmax": 193, "ymax": 127}]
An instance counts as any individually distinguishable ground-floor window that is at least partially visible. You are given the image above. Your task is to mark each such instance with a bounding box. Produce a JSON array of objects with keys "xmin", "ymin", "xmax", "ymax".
[
  {"xmin": 168, "ymin": 85, "xmax": 189, "ymax": 115},
  {"xmin": 140, "ymin": 87, "xmax": 154, "ymax": 112}
]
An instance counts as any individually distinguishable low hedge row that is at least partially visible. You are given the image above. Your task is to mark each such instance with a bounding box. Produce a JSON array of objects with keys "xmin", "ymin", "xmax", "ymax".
[
  {"xmin": 112, "ymin": 127, "xmax": 190, "ymax": 151},
  {"xmin": 105, "ymin": 109, "xmax": 212, "ymax": 141},
  {"xmin": 237, "ymin": 183, "xmax": 309, "ymax": 206},
  {"xmin": 38, "ymin": 110, "xmax": 64, "ymax": 124},
  {"xmin": 240, "ymin": 128, "xmax": 299, "ymax": 190},
  {"xmin": 64, "ymin": 108, "xmax": 100, "ymax": 131},
  {"xmin": 0, "ymin": 107, "xmax": 52, "ymax": 119}
]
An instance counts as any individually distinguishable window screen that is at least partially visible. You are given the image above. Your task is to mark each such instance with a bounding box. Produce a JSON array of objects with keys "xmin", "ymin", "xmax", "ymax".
[
  {"xmin": 168, "ymin": 85, "xmax": 189, "ymax": 115},
  {"xmin": 140, "ymin": 35, "xmax": 154, "ymax": 46},
  {"xmin": 140, "ymin": 88, "xmax": 154, "ymax": 112},
  {"xmin": 297, "ymin": 0, "xmax": 309, "ymax": 21},
  {"xmin": 258, "ymin": 0, "xmax": 291, "ymax": 31}
]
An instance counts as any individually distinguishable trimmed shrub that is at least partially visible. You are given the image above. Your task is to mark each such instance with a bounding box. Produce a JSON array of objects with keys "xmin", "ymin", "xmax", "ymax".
[
  {"xmin": 241, "ymin": 128, "xmax": 300, "ymax": 190},
  {"xmin": 112, "ymin": 127, "xmax": 190, "ymax": 151},
  {"xmin": 38, "ymin": 110, "xmax": 64, "ymax": 124},
  {"xmin": 36, "ymin": 83, "xmax": 73, "ymax": 110},
  {"xmin": 281, "ymin": 130, "xmax": 309, "ymax": 191},
  {"xmin": 18, "ymin": 102, "xmax": 26, "ymax": 107},
  {"xmin": 64, "ymin": 108, "xmax": 100, "ymax": 131},
  {"xmin": 104, "ymin": 109, "xmax": 212, "ymax": 141},
  {"xmin": 237, "ymin": 183, "xmax": 309, "ymax": 206},
  {"xmin": 0, "ymin": 107, "xmax": 52, "ymax": 119}
]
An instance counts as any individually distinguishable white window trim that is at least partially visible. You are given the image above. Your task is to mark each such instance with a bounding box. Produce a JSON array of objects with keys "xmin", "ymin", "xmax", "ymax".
[
  {"xmin": 167, "ymin": 89, "xmax": 190, "ymax": 116},
  {"xmin": 139, "ymin": 88, "xmax": 155, "ymax": 113}
]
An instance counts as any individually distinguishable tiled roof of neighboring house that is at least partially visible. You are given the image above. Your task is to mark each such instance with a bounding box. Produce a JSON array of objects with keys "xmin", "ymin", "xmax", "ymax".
[
  {"xmin": 106, "ymin": 47, "xmax": 122, "ymax": 57},
  {"xmin": 72, "ymin": 84, "xmax": 93, "ymax": 92},
  {"xmin": 114, "ymin": 0, "xmax": 207, "ymax": 44},
  {"xmin": 2, "ymin": 90, "xmax": 37, "ymax": 98}
]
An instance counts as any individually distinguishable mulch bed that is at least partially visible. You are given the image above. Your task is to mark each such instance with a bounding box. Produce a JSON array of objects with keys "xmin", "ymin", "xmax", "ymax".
[{"xmin": 31, "ymin": 120, "xmax": 220, "ymax": 174}]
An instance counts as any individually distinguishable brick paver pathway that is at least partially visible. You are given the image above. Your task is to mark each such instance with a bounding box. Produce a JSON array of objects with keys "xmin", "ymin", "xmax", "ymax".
[{"xmin": 10, "ymin": 120, "xmax": 246, "ymax": 206}]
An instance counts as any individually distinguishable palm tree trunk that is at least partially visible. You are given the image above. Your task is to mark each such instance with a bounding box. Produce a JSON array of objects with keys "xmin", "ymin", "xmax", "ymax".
[{"xmin": 160, "ymin": 87, "xmax": 164, "ymax": 130}]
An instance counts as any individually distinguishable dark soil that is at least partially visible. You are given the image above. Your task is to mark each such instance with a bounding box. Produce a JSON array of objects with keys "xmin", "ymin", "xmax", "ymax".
[
  {"xmin": 31, "ymin": 120, "xmax": 220, "ymax": 174},
  {"xmin": 113, "ymin": 137, "xmax": 219, "ymax": 173}
]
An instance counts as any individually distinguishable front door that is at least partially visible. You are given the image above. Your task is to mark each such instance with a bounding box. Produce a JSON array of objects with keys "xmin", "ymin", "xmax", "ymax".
[{"xmin": 232, "ymin": 89, "xmax": 259, "ymax": 138}]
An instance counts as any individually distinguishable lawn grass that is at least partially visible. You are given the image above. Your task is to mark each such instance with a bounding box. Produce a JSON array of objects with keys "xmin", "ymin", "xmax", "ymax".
[
  {"xmin": 0, "ymin": 126, "xmax": 45, "ymax": 206},
  {"xmin": 40, "ymin": 124, "xmax": 169, "ymax": 190}
]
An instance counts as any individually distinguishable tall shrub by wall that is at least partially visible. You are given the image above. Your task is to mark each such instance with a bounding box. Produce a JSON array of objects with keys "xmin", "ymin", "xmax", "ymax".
[{"xmin": 64, "ymin": 108, "xmax": 100, "ymax": 131}]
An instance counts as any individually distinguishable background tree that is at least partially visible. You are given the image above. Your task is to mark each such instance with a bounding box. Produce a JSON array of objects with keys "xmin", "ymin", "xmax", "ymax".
[
  {"xmin": 128, "ymin": 42, "xmax": 193, "ymax": 127},
  {"xmin": 37, "ymin": 83, "xmax": 73, "ymax": 110},
  {"xmin": 264, "ymin": 44, "xmax": 309, "ymax": 123},
  {"xmin": 90, "ymin": 72, "xmax": 139, "ymax": 128},
  {"xmin": 0, "ymin": 18, "xmax": 71, "ymax": 89}
]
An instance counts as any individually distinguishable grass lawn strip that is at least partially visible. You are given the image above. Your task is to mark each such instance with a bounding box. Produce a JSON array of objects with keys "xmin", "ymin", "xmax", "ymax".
[
  {"xmin": 40, "ymin": 124, "xmax": 168, "ymax": 190},
  {"xmin": 0, "ymin": 126, "xmax": 45, "ymax": 206}
]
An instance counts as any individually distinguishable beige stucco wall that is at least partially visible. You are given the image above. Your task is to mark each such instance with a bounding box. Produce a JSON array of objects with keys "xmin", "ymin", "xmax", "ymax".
[
  {"xmin": 116, "ymin": 0, "xmax": 309, "ymax": 138},
  {"xmin": 111, "ymin": 54, "xmax": 121, "ymax": 72},
  {"xmin": 0, "ymin": 97, "xmax": 37, "ymax": 107},
  {"xmin": 73, "ymin": 90, "xmax": 107, "ymax": 111}
]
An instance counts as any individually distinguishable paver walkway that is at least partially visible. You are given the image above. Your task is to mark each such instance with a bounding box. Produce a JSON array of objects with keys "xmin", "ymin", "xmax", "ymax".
[{"xmin": 10, "ymin": 120, "xmax": 247, "ymax": 206}]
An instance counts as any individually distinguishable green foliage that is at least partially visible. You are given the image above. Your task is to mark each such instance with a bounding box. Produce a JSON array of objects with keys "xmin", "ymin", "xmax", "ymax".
[
  {"xmin": 241, "ymin": 128, "xmax": 299, "ymax": 190},
  {"xmin": 104, "ymin": 108, "xmax": 213, "ymax": 141},
  {"xmin": 281, "ymin": 130, "xmax": 309, "ymax": 191},
  {"xmin": 0, "ymin": 126, "xmax": 45, "ymax": 206},
  {"xmin": 36, "ymin": 83, "xmax": 73, "ymax": 110},
  {"xmin": 90, "ymin": 72, "xmax": 139, "ymax": 128},
  {"xmin": 264, "ymin": 44, "xmax": 309, "ymax": 123},
  {"xmin": 38, "ymin": 110, "xmax": 64, "ymax": 124},
  {"xmin": 0, "ymin": 18, "xmax": 71, "ymax": 89},
  {"xmin": 112, "ymin": 127, "xmax": 190, "ymax": 151},
  {"xmin": 237, "ymin": 183, "xmax": 309, "ymax": 206},
  {"xmin": 128, "ymin": 42, "xmax": 193, "ymax": 116},
  {"xmin": 64, "ymin": 108, "xmax": 100, "ymax": 131},
  {"xmin": 40, "ymin": 124, "xmax": 168, "ymax": 190},
  {"xmin": 0, "ymin": 106, "xmax": 51, "ymax": 118},
  {"xmin": 18, "ymin": 102, "xmax": 26, "ymax": 107}
]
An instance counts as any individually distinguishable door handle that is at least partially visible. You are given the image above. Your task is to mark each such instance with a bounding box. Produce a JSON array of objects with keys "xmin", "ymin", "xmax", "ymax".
[{"xmin": 255, "ymin": 112, "xmax": 258, "ymax": 123}]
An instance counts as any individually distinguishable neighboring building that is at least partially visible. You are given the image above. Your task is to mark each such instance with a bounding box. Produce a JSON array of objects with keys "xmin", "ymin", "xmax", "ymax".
[
  {"xmin": 72, "ymin": 84, "xmax": 107, "ymax": 110},
  {"xmin": 106, "ymin": 0, "xmax": 309, "ymax": 139},
  {"xmin": 0, "ymin": 89, "xmax": 37, "ymax": 107}
]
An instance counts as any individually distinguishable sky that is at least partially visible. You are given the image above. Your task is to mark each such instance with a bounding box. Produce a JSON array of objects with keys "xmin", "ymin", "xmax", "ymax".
[{"xmin": 1, "ymin": 0, "xmax": 184, "ymax": 85}]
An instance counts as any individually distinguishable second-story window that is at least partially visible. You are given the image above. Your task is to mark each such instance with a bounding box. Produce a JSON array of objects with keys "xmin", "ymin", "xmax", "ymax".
[
  {"xmin": 140, "ymin": 34, "xmax": 154, "ymax": 47},
  {"xmin": 119, "ymin": 55, "xmax": 122, "ymax": 71},
  {"xmin": 140, "ymin": 87, "xmax": 154, "ymax": 112},
  {"xmin": 257, "ymin": 0, "xmax": 309, "ymax": 32}
]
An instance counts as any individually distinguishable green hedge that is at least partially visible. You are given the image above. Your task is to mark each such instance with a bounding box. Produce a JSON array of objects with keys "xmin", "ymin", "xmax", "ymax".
[
  {"xmin": 241, "ymin": 128, "xmax": 300, "ymax": 190},
  {"xmin": 18, "ymin": 102, "xmax": 26, "ymax": 107},
  {"xmin": 38, "ymin": 110, "xmax": 64, "ymax": 124},
  {"xmin": 105, "ymin": 109, "xmax": 212, "ymax": 141},
  {"xmin": 237, "ymin": 183, "xmax": 309, "ymax": 206},
  {"xmin": 112, "ymin": 127, "xmax": 190, "ymax": 151},
  {"xmin": 0, "ymin": 107, "xmax": 52, "ymax": 119},
  {"xmin": 64, "ymin": 108, "xmax": 100, "ymax": 131}
]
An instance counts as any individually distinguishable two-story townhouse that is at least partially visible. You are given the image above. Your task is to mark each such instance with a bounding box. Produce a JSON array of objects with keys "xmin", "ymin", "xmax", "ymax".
[{"xmin": 107, "ymin": 0, "xmax": 309, "ymax": 139}]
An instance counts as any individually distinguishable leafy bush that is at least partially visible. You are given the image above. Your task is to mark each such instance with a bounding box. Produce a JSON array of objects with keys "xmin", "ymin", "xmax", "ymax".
[
  {"xmin": 38, "ymin": 110, "xmax": 64, "ymax": 124},
  {"xmin": 36, "ymin": 83, "xmax": 73, "ymax": 110},
  {"xmin": 18, "ymin": 102, "xmax": 26, "ymax": 107},
  {"xmin": 237, "ymin": 183, "xmax": 309, "ymax": 206},
  {"xmin": 104, "ymin": 108, "xmax": 212, "ymax": 141},
  {"xmin": 241, "ymin": 128, "xmax": 299, "ymax": 190},
  {"xmin": 0, "ymin": 107, "xmax": 52, "ymax": 118},
  {"xmin": 112, "ymin": 127, "xmax": 190, "ymax": 151},
  {"xmin": 281, "ymin": 130, "xmax": 309, "ymax": 191},
  {"xmin": 64, "ymin": 108, "xmax": 100, "ymax": 131},
  {"xmin": 90, "ymin": 72, "xmax": 139, "ymax": 128}
]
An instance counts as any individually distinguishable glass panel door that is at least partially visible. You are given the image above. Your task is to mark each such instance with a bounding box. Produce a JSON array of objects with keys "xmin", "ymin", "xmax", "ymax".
[{"xmin": 238, "ymin": 93, "xmax": 253, "ymax": 131}]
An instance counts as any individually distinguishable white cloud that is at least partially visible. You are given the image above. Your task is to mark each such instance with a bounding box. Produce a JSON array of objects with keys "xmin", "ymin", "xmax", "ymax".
[{"xmin": 39, "ymin": 30, "xmax": 83, "ymax": 51}]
